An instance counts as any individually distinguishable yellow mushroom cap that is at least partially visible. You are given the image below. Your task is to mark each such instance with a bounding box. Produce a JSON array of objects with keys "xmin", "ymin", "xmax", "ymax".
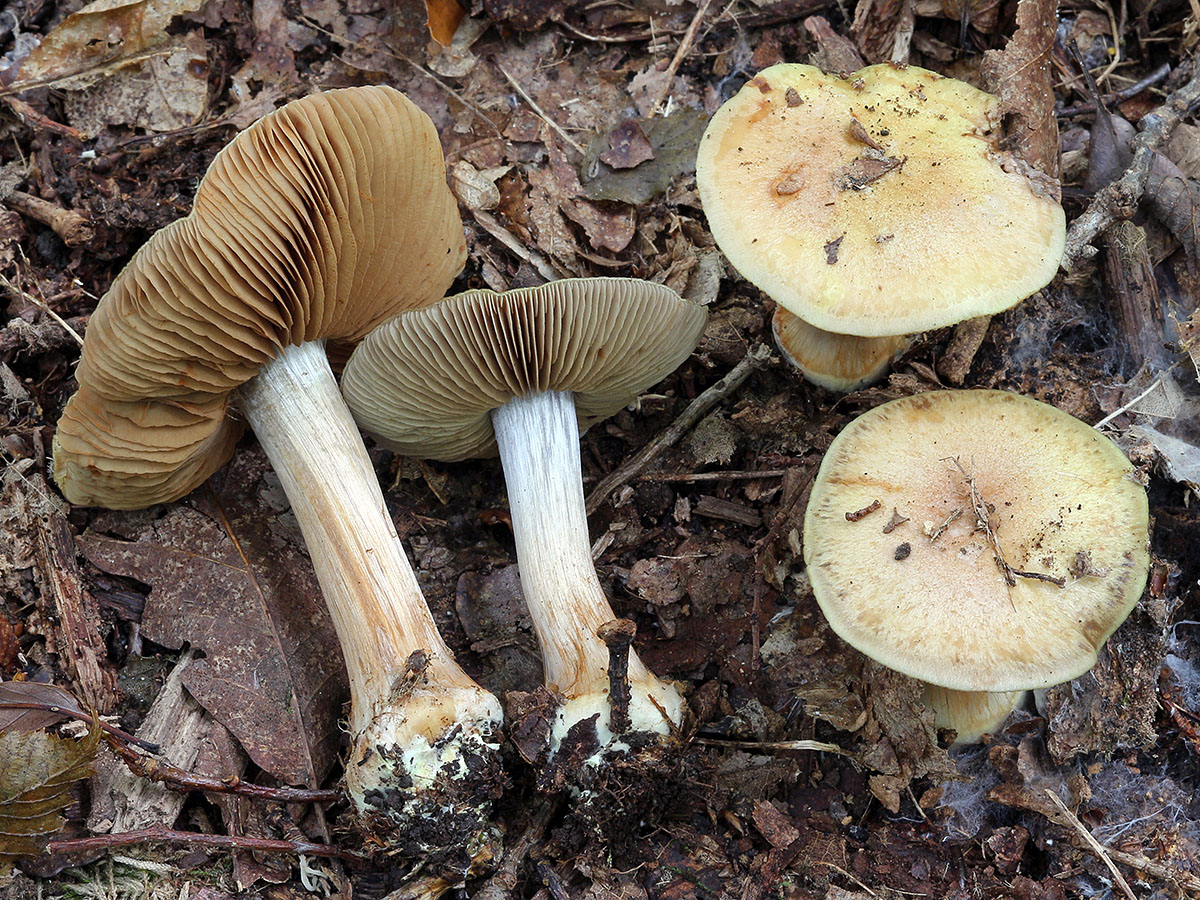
[
  {"xmin": 771, "ymin": 306, "xmax": 909, "ymax": 391},
  {"xmin": 54, "ymin": 86, "xmax": 466, "ymax": 509},
  {"xmin": 803, "ymin": 390, "xmax": 1150, "ymax": 692},
  {"xmin": 696, "ymin": 64, "xmax": 1066, "ymax": 337},
  {"xmin": 341, "ymin": 278, "xmax": 707, "ymax": 461}
]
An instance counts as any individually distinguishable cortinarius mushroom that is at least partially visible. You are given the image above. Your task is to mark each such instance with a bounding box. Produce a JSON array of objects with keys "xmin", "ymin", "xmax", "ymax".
[
  {"xmin": 696, "ymin": 63, "xmax": 1067, "ymax": 389},
  {"xmin": 341, "ymin": 278, "xmax": 707, "ymax": 769},
  {"xmin": 52, "ymin": 86, "xmax": 504, "ymax": 860},
  {"xmin": 802, "ymin": 390, "xmax": 1150, "ymax": 742}
]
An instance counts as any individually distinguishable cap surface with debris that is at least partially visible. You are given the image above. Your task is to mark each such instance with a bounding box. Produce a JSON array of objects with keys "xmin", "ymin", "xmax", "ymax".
[
  {"xmin": 696, "ymin": 64, "xmax": 1066, "ymax": 337},
  {"xmin": 803, "ymin": 389, "xmax": 1150, "ymax": 692}
]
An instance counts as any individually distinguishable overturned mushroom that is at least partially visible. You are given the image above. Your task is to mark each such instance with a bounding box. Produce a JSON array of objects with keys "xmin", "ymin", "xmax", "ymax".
[
  {"xmin": 52, "ymin": 87, "xmax": 503, "ymax": 865},
  {"xmin": 802, "ymin": 390, "xmax": 1150, "ymax": 743},
  {"xmin": 696, "ymin": 64, "xmax": 1066, "ymax": 389},
  {"xmin": 341, "ymin": 278, "xmax": 707, "ymax": 771}
]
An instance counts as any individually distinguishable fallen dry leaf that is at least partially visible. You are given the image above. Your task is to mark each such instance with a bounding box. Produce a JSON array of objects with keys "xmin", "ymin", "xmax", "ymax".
[
  {"xmin": 61, "ymin": 32, "xmax": 208, "ymax": 137},
  {"xmin": 979, "ymin": 0, "xmax": 1060, "ymax": 180},
  {"xmin": 79, "ymin": 451, "xmax": 345, "ymax": 787},
  {"xmin": 425, "ymin": 0, "xmax": 466, "ymax": 45},
  {"xmin": 0, "ymin": 725, "xmax": 99, "ymax": 881},
  {"xmin": 582, "ymin": 109, "xmax": 707, "ymax": 206},
  {"xmin": 0, "ymin": 682, "xmax": 88, "ymax": 733},
  {"xmin": 14, "ymin": 0, "xmax": 207, "ymax": 89}
]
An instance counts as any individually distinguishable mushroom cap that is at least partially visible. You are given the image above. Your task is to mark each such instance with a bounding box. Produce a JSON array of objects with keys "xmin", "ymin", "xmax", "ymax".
[
  {"xmin": 54, "ymin": 85, "xmax": 466, "ymax": 509},
  {"xmin": 341, "ymin": 278, "xmax": 707, "ymax": 461},
  {"xmin": 771, "ymin": 305, "xmax": 909, "ymax": 392},
  {"xmin": 803, "ymin": 390, "xmax": 1150, "ymax": 692},
  {"xmin": 695, "ymin": 64, "xmax": 1066, "ymax": 337}
]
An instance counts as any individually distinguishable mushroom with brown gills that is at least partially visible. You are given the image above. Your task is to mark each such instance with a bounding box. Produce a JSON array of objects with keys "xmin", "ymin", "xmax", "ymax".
[
  {"xmin": 802, "ymin": 390, "xmax": 1150, "ymax": 743},
  {"xmin": 696, "ymin": 64, "xmax": 1067, "ymax": 390},
  {"xmin": 341, "ymin": 278, "xmax": 707, "ymax": 773},
  {"xmin": 51, "ymin": 87, "xmax": 505, "ymax": 862}
]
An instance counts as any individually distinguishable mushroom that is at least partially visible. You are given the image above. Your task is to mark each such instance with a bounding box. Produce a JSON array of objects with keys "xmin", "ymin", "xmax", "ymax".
[
  {"xmin": 771, "ymin": 306, "xmax": 910, "ymax": 392},
  {"xmin": 340, "ymin": 278, "xmax": 707, "ymax": 768},
  {"xmin": 802, "ymin": 390, "xmax": 1150, "ymax": 743},
  {"xmin": 52, "ymin": 86, "xmax": 504, "ymax": 860},
  {"xmin": 695, "ymin": 63, "xmax": 1066, "ymax": 389}
]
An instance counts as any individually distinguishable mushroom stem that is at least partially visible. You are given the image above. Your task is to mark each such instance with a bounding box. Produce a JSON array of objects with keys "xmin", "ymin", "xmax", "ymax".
[
  {"xmin": 237, "ymin": 340, "xmax": 502, "ymax": 815},
  {"xmin": 923, "ymin": 685, "xmax": 1027, "ymax": 745},
  {"xmin": 491, "ymin": 389, "xmax": 683, "ymax": 755}
]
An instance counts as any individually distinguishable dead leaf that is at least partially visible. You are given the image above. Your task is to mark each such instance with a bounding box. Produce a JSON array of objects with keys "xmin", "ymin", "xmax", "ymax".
[
  {"xmin": 14, "ymin": 0, "xmax": 207, "ymax": 89},
  {"xmin": 1146, "ymin": 154, "xmax": 1200, "ymax": 264},
  {"xmin": 978, "ymin": 0, "xmax": 1060, "ymax": 180},
  {"xmin": 0, "ymin": 682, "xmax": 88, "ymax": 733},
  {"xmin": 599, "ymin": 119, "xmax": 655, "ymax": 170},
  {"xmin": 61, "ymin": 32, "xmax": 208, "ymax": 138},
  {"xmin": 582, "ymin": 109, "xmax": 707, "ymax": 206},
  {"xmin": 78, "ymin": 451, "xmax": 346, "ymax": 787},
  {"xmin": 425, "ymin": 0, "xmax": 466, "ymax": 45},
  {"xmin": 0, "ymin": 725, "xmax": 99, "ymax": 879}
]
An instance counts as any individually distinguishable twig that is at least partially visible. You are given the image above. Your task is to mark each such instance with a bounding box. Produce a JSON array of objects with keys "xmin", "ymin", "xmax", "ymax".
[
  {"xmin": 46, "ymin": 827, "xmax": 357, "ymax": 859},
  {"xmin": 399, "ymin": 54, "xmax": 504, "ymax": 140},
  {"xmin": 0, "ymin": 702, "xmax": 155, "ymax": 751},
  {"xmin": 4, "ymin": 190, "xmax": 95, "ymax": 247},
  {"xmin": 1, "ymin": 96, "xmax": 86, "ymax": 140},
  {"xmin": 105, "ymin": 736, "xmax": 342, "ymax": 804},
  {"xmin": 0, "ymin": 270, "xmax": 85, "ymax": 347},
  {"xmin": 582, "ymin": 468, "xmax": 786, "ymax": 484},
  {"xmin": 495, "ymin": 62, "xmax": 586, "ymax": 154},
  {"xmin": 469, "ymin": 208, "xmax": 566, "ymax": 283},
  {"xmin": 473, "ymin": 799, "xmax": 563, "ymax": 900},
  {"xmin": 1092, "ymin": 367, "xmax": 1177, "ymax": 429},
  {"xmin": 1043, "ymin": 790, "xmax": 1137, "ymax": 900},
  {"xmin": 1062, "ymin": 62, "xmax": 1200, "ymax": 271},
  {"xmin": 694, "ymin": 737, "xmax": 848, "ymax": 755},
  {"xmin": 585, "ymin": 343, "xmax": 772, "ymax": 515},
  {"xmin": 1056, "ymin": 63, "xmax": 1172, "ymax": 117},
  {"xmin": 648, "ymin": 0, "xmax": 714, "ymax": 117}
]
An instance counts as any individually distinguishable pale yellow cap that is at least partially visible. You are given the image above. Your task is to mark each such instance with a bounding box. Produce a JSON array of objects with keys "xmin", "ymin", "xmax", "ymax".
[
  {"xmin": 803, "ymin": 390, "xmax": 1149, "ymax": 692},
  {"xmin": 696, "ymin": 64, "xmax": 1066, "ymax": 337}
]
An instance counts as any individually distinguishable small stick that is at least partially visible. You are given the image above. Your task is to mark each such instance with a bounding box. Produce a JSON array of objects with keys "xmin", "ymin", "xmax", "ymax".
[
  {"xmin": 473, "ymin": 798, "xmax": 564, "ymax": 900},
  {"xmin": 105, "ymin": 736, "xmax": 342, "ymax": 804},
  {"xmin": 495, "ymin": 62, "xmax": 586, "ymax": 154},
  {"xmin": 693, "ymin": 737, "xmax": 848, "ymax": 755},
  {"xmin": 1043, "ymin": 790, "xmax": 1137, "ymax": 900},
  {"xmin": 46, "ymin": 827, "xmax": 357, "ymax": 859},
  {"xmin": 0, "ymin": 96, "xmax": 86, "ymax": 140},
  {"xmin": 1062, "ymin": 63, "xmax": 1200, "ymax": 270},
  {"xmin": 597, "ymin": 619, "xmax": 636, "ymax": 735},
  {"xmin": 1056, "ymin": 63, "xmax": 1172, "ymax": 117},
  {"xmin": 845, "ymin": 499, "xmax": 881, "ymax": 522},
  {"xmin": 582, "ymin": 468, "xmax": 786, "ymax": 484},
  {"xmin": 470, "ymin": 208, "xmax": 566, "ymax": 283},
  {"xmin": 0, "ymin": 701, "xmax": 156, "ymax": 752},
  {"xmin": 585, "ymin": 343, "xmax": 772, "ymax": 515},
  {"xmin": 4, "ymin": 190, "xmax": 94, "ymax": 247},
  {"xmin": 0, "ymin": 270, "xmax": 84, "ymax": 347},
  {"xmin": 647, "ymin": 0, "xmax": 715, "ymax": 117}
]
